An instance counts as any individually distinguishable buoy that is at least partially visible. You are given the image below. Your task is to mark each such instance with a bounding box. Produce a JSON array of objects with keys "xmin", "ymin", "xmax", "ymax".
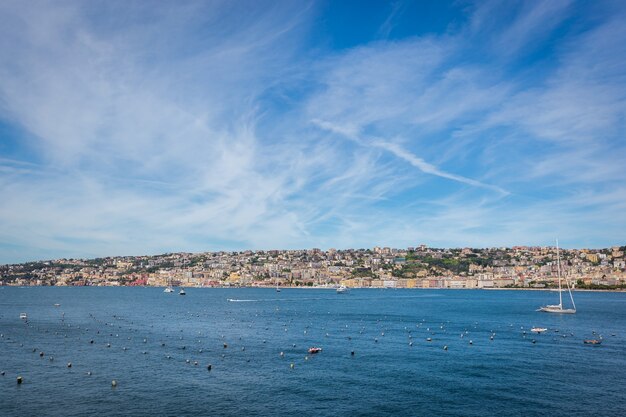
[
  {"xmin": 207, "ymin": 364, "xmax": 212, "ymax": 371},
  {"xmin": 17, "ymin": 376, "xmax": 23, "ymax": 384},
  {"xmin": 280, "ymin": 352, "xmax": 284, "ymax": 357},
  {"xmin": 194, "ymin": 361, "xmax": 198, "ymax": 366},
  {"xmin": 67, "ymin": 362, "xmax": 72, "ymax": 368},
  {"xmin": 90, "ymin": 340, "xmax": 94, "ymax": 344},
  {"xmin": 111, "ymin": 380, "xmax": 117, "ymax": 387},
  {"xmin": 469, "ymin": 340, "xmax": 473, "ymax": 345},
  {"xmin": 39, "ymin": 351, "xmax": 44, "ymax": 357},
  {"xmin": 241, "ymin": 347, "xmax": 245, "ymax": 351},
  {"xmin": 223, "ymin": 343, "xmax": 228, "ymax": 348},
  {"xmin": 87, "ymin": 371, "xmax": 92, "ymax": 376},
  {"xmin": 409, "ymin": 342, "xmax": 413, "ymax": 346},
  {"xmin": 186, "ymin": 359, "xmax": 190, "ymax": 363},
  {"xmin": 351, "ymin": 351, "xmax": 355, "ymax": 356},
  {"xmin": 1, "ymin": 371, "xmax": 4, "ymax": 376},
  {"xmin": 444, "ymin": 345, "xmax": 448, "ymax": 350},
  {"xmin": 290, "ymin": 363, "xmax": 295, "ymax": 369}
]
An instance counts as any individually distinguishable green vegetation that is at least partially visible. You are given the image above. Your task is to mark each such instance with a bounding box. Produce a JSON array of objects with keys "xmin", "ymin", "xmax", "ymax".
[{"xmin": 351, "ymin": 267, "xmax": 374, "ymax": 278}]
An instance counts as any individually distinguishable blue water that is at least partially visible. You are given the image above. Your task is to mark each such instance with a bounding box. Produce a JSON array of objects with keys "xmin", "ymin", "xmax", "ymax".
[{"xmin": 1, "ymin": 288, "xmax": 625, "ymax": 416}]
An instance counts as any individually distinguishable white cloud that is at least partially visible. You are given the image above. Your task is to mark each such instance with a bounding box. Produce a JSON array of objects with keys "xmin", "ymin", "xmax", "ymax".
[{"xmin": 0, "ymin": 1, "xmax": 624, "ymax": 263}]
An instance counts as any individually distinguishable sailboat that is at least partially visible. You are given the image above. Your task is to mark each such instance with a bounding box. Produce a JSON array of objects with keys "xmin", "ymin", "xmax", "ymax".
[
  {"xmin": 538, "ymin": 240, "xmax": 576, "ymax": 314},
  {"xmin": 163, "ymin": 276, "xmax": 174, "ymax": 293}
]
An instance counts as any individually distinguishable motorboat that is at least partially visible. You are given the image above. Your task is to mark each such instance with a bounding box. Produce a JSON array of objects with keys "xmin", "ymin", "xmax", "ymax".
[
  {"xmin": 336, "ymin": 285, "xmax": 348, "ymax": 293},
  {"xmin": 20, "ymin": 313, "xmax": 28, "ymax": 320},
  {"xmin": 530, "ymin": 327, "xmax": 547, "ymax": 333},
  {"xmin": 179, "ymin": 288, "xmax": 186, "ymax": 295},
  {"xmin": 583, "ymin": 339, "xmax": 602, "ymax": 345},
  {"xmin": 308, "ymin": 347, "xmax": 322, "ymax": 354}
]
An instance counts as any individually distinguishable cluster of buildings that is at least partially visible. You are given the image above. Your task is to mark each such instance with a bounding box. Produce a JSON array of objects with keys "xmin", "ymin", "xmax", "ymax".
[{"xmin": 1, "ymin": 245, "xmax": 625, "ymax": 289}]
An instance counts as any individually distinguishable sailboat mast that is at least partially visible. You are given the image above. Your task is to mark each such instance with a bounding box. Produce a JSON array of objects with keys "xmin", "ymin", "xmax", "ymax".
[{"xmin": 556, "ymin": 240, "xmax": 563, "ymax": 307}]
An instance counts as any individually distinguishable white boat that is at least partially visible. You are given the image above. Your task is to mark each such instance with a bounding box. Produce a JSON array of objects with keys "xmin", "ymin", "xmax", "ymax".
[
  {"xmin": 179, "ymin": 288, "xmax": 186, "ymax": 295},
  {"xmin": 20, "ymin": 313, "xmax": 28, "ymax": 320},
  {"xmin": 531, "ymin": 327, "xmax": 548, "ymax": 333},
  {"xmin": 336, "ymin": 285, "xmax": 348, "ymax": 293},
  {"xmin": 164, "ymin": 275, "xmax": 174, "ymax": 293},
  {"xmin": 538, "ymin": 240, "xmax": 576, "ymax": 314}
]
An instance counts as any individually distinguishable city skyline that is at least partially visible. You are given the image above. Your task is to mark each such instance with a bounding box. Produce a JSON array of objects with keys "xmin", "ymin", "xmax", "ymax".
[{"xmin": 1, "ymin": 1, "xmax": 626, "ymax": 264}]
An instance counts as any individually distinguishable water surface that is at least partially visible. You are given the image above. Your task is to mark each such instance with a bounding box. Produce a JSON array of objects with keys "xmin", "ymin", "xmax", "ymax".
[{"xmin": 1, "ymin": 288, "xmax": 624, "ymax": 416}]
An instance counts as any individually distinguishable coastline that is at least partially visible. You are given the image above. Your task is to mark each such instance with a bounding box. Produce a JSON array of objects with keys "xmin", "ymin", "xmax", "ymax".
[{"xmin": 4, "ymin": 285, "xmax": 625, "ymax": 292}]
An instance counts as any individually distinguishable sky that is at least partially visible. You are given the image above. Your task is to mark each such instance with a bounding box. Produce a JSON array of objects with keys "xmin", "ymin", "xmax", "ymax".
[{"xmin": 0, "ymin": 0, "xmax": 625, "ymax": 263}]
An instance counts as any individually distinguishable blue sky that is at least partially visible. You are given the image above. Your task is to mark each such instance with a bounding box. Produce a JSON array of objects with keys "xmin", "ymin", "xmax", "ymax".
[{"xmin": 1, "ymin": 0, "xmax": 625, "ymax": 263}]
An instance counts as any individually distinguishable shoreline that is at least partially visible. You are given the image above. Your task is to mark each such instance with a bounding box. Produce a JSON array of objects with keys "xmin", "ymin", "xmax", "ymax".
[{"xmin": 4, "ymin": 285, "xmax": 625, "ymax": 293}]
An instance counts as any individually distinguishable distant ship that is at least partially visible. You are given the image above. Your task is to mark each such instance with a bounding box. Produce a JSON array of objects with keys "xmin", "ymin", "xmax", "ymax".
[
  {"xmin": 336, "ymin": 285, "xmax": 348, "ymax": 293},
  {"xmin": 538, "ymin": 240, "xmax": 576, "ymax": 314}
]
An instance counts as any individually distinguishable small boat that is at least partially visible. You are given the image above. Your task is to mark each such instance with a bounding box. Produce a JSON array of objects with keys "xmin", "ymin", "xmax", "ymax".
[
  {"xmin": 531, "ymin": 327, "xmax": 547, "ymax": 333},
  {"xmin": 308, "ymin": 347, "xmax": 322, "ymax": 354},
  {"xmin": 20, "ymin": 313, "xmax": 28, "ymax": 320},
  {"xmin": 336, "ymin": 285, "xmax": 348, "ymax": 293},
  {"xmin": 276, "ymin": 284, "xmax": 281, "ymax": 293},
  {"xmin": 584, "ymin": 339, "xmax": 602, "ymax": 345},
  {"xmin": 179, "ymin": 288, "xmax": 186, "ymax": 295},
  {"xmin": 53, "ymin": 303, "xmax": 61, "ymax": 307}
]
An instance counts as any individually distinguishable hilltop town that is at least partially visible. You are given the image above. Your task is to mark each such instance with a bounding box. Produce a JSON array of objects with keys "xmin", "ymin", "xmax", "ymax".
[{"xmin": 2, "ymin": 245, "xmax": 625, "ymax": 290}]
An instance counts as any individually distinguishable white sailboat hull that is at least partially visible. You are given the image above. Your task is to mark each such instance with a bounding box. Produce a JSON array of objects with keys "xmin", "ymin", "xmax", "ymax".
[{"xmin": 538, "ymin": 306, "xmax": 576, "ymax": 314}]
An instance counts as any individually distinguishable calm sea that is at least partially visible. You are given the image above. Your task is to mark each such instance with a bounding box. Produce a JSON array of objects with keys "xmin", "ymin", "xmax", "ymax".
[{"xmin": 1, "ymin": 287, "xmax": 625, "ymax": 416}]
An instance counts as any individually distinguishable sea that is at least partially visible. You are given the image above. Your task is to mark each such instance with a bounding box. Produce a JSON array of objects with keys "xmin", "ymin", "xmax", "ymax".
[{"xmin": 1, "ymin": 287, "xmax": 625, "ymax": 416}]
